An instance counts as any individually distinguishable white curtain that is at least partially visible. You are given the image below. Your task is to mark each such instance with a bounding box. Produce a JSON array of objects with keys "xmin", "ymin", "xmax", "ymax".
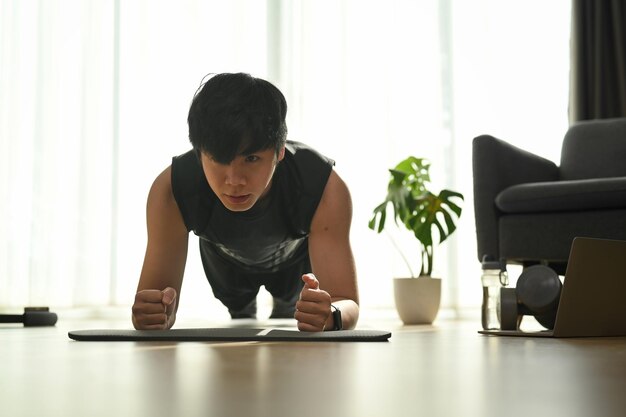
[
  {"xmin": 0, "ymin": 0, "xmax": 571, "ymax": 318},
  {"xmin": 1, "ymin": 0, "xmax": 116, "ymax": 307},
  {"xmin": 270, "ymin": 0, "xmax": 571, "ymax": 314}
]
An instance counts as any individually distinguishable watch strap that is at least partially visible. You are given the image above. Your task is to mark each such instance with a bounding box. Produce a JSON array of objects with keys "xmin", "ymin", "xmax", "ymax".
[{"xmin": 330, "ymin": 304, "xmax": 343, "ymax": 331}]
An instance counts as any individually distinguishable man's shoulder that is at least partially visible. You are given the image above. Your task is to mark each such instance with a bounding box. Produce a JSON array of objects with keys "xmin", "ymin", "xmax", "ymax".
[
  {"xmin": 276, "ymin": 141, "xmax": 335, "ymax": 232},
  {"xmin": 172, "ymin": 149, "xmax": 198, "ymax": 167},
  {"xmin": 170, "ymin": 149, "xmax": 206, "ymax": 193},
  {"xmin": 285, "ymin": 141, "xmax": 335, "ymax": 168}
]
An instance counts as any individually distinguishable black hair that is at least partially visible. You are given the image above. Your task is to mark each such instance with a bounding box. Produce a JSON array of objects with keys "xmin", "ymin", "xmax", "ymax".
[{"xmin": 187, "ymin": 73, "xmax": 288, "ymax": 164}]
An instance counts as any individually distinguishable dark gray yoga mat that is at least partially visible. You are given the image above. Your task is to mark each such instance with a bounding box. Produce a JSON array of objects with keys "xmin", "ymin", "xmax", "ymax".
[{"xmin": 68, "ymin": 328, "xmax": 392, "ymax": 342}]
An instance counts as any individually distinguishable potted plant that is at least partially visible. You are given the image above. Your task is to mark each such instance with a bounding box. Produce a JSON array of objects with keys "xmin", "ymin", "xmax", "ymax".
[{"xmin": 368, "ymin": 156, "xmax": 463, "ymax": 324}]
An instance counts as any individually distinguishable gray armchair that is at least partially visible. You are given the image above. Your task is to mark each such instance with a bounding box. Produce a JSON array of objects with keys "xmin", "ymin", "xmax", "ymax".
[{"xmin": 472, "ymin": 117, "xmax": 626, "ymax": 274}]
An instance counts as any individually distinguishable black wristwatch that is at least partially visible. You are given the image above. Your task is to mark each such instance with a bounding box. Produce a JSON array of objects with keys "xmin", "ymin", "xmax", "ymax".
[{"xmin": 330, "ymin": 304, "xmax": 343, "ymax": 331}]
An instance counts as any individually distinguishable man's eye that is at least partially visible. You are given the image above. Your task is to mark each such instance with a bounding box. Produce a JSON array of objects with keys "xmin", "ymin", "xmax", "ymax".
[{"xmin": 245, "ymin": 155, "xmax": 260, "ymax": 162}]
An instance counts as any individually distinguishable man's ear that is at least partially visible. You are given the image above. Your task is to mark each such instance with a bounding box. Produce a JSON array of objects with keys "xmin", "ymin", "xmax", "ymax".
[{"xmin": 277, "ymin": 146, "xmax": 286, "ymax": 162}]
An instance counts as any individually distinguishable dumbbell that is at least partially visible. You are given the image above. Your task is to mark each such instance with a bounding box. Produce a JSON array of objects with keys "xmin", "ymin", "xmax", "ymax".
[
  {"xmin": 0, "ymin": 307, "xmax": 58, "ymax": 327},
  {"xmin": 499, "ymin": 265, "xmax": 562, "ymax": 330}
]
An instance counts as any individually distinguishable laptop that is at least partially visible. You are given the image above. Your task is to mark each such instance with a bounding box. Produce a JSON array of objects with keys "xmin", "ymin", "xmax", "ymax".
[{"xmin": 479, "ymin": 237, "xmax": 626, "ymax": 338}]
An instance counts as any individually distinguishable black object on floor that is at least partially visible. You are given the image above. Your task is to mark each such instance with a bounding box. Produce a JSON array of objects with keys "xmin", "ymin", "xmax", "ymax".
[{"xmin": 0, "ymin": 307, "xmax": 58, "ymax": 327}]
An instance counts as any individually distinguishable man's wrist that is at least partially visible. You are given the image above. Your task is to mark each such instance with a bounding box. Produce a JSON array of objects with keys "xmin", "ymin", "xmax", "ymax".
[{"xmin": 329, "ymin": 304, "xmax": 342, "ymax": 331}]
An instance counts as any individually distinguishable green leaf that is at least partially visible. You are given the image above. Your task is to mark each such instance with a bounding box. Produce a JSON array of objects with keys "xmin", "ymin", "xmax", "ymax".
[{"xmin": 368, "ymin": 156, "xmax": 464, "ymax": 275}]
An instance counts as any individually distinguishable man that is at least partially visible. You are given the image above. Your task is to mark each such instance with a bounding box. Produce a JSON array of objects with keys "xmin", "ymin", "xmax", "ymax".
[{"xmin": 131, "ymin": 73, "xmax": 359, "ymax": 332}]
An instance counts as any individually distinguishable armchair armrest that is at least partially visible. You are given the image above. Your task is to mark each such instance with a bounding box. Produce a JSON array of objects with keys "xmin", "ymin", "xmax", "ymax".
[{"xmin": 472, "ymin": 135, "xmax": 559, "ymax": 262}]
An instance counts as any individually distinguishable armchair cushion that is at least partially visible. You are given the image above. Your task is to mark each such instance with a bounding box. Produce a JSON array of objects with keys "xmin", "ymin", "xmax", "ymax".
[
  {"xmin": 560, "ymin": 118, "xmax": 626, "ymax": 180},
  {"xmin": 496, "ymin": 177, "xmax": 626, "ymax": 213}
]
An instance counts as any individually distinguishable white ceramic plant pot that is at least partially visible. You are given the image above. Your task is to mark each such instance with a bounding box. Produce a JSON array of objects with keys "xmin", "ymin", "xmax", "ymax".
[{"xmin": 393, "ymin": 276, "xmax": 441, "ymax": 324}]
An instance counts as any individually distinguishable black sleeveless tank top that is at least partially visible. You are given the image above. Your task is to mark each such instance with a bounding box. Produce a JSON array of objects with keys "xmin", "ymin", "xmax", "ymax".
[{"xmin": 170, "ymin": 141, "xmax": 335, "ymax": 273}]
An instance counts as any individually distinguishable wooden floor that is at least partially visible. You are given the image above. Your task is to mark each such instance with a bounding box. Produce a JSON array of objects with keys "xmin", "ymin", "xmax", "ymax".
[{"xmin": 2, "ymin": 314, "xmax": 626, "ymax": 417}]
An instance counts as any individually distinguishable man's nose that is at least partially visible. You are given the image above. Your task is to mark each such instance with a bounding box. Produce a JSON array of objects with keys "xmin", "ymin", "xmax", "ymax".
[{"xmin": 224, "ymin": 163, "xmax": 246, "ymax": 186}]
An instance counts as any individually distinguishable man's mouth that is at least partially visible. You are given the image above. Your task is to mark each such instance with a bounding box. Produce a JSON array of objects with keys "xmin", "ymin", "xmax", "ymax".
[{"xmin": 225, "ymin": 194, "xmax": 251, "ymax": 205}]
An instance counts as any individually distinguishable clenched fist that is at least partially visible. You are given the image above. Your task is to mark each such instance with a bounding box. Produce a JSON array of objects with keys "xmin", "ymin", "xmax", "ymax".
[
  {"xmin": 132, "ymin": 287, "xmax": 177, "ymax": 330},
  {"xmin": 294, "ymin": 274, "xmax": 332, "ymax": 332}
]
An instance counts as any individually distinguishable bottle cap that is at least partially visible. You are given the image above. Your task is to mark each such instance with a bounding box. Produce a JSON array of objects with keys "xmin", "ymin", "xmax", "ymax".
[{"xmin": 481, "ymin": 255, "xmax": 505, "ymax": 270}]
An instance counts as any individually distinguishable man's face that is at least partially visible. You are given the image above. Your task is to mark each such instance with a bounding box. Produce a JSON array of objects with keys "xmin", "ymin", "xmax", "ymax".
[{"xmin": 200, "ymin": 146, "xmax": 285, "ymax": 212}]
